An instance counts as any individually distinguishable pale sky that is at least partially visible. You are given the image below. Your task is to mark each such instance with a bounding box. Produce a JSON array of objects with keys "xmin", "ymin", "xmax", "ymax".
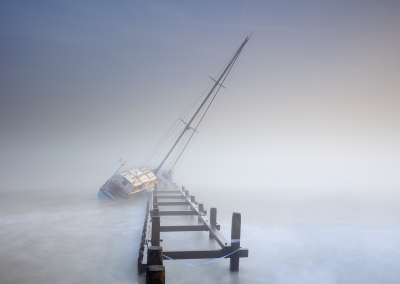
[{"xmin": 1, "ymin": 0, "xmax": 399, "ymax": 193}]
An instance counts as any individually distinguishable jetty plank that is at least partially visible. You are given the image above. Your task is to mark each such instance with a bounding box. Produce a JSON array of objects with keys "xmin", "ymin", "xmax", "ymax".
[{"xmin": 163, "ymin": 248, "xmax": 249, "ymax": 260}]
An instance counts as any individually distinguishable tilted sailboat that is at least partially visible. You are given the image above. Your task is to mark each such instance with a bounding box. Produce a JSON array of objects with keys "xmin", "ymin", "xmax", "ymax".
[{"xmin": 98, "ymin": 36, "xmax": 250, "ymax": 200}]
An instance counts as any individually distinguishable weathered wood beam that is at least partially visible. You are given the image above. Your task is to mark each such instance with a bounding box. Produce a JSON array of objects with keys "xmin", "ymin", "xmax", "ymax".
[
  {"xmin": 153, "ymin": 195, "xmax": 185, "ymax": 199},
  {"xmin": 153, "ymin": 190, "xmax": 181, "ymax": 194},
  {"xmin": 176, "ymin": 194, "xmax": 228, "ymax": 247},
  {"xmin": 160, "ymin": 225, "xmax": 208, "ymax": 232},
  {"xmin": 206, "ymin": 223, "xmax": 229, "ymax": 247},
  {"xmin": 157, "ymin": 201, "xmax": 190, "ymax": 206},
  {"xmin": 163, "ymin": 248, "xmax": 249, "ymax": 260},
  {"xmin": 158, "ymin": 210, "xmax": 198, "ymax": 216},
  {"xmin": 230, "ymin": 212, "xmax": 241, "ymax": 271}
]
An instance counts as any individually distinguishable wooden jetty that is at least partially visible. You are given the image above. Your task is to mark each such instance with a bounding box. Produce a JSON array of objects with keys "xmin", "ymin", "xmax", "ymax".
[{"xmin": 138, "ymin": 184, "xmax": 249, "ymax": 283}]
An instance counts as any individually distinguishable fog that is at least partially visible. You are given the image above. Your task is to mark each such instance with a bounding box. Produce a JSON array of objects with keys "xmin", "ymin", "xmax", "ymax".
[
  {"xmin": 1, "ymin": 187, "xmax": 399, "ymax": 283},
  {"xmin": 1, "ymin": 1, "xmax": 399, "ymax": 193},
  {"xmin": 1, "ymin": 1, "xmax": 399, "ymax": 283},
  {"xmin": 0, "ymin": 188, "xmax": 147, "ymax": 283}
]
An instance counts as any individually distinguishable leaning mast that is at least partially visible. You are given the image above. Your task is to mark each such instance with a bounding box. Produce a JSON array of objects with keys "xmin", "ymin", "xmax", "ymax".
[{"xmin": 154, "ymin": 36, "xmax": 250, "ymax": 174}]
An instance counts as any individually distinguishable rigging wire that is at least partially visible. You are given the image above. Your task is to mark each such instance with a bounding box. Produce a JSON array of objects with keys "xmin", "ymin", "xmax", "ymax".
[
  {"xmin": 138, "ymin": 119, "xmax": 181, "ymax": 168},
  {"xmin": 197, "ymin": 46, "xmax": 243, "ymax": 134},
  {"xmin": 154, "ymin": 37, "xmax": 249, "ymax": 174},
  {"xmin": 180, "ymin": 80, "xmax": 212, "ymax": 120},
  {"xmin": 170, "ymin": 52, "xmax": 241, "ymax": 170},
  {"xmin": 165, "ymin": 129, "xmax": 191, "ymax": 170},
  {"xmin": 179, "ymin": 49, "xmax": 236, "ymax": 121},
  {"xmin": 138, "ymin": 73, "xmax": 214, "ymax": 169},
  {"xmin": 137, "ymin": 78, "xmax": 213, "ymax": 169},
  {"xmin": 142, "ymin": 125, "xmax": 182, "ymax": 168}
]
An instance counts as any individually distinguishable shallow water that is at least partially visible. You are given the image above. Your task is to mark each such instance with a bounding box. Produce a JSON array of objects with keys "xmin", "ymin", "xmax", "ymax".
[
  {"xmin": 1, "ymin": 187, "xmax": 399, "ymax": 283},
  {"xmin": 0, "ymin": 188, "xmax": 148, "ymax": 284}
]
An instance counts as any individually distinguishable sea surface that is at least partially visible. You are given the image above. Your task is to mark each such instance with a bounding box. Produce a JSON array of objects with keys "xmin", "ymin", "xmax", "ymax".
[{"xmin": 1, "ymin": 186, "xmax": 399, "ymax": 284}]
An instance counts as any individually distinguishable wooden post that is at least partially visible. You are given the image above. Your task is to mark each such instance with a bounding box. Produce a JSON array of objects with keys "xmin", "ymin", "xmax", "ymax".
[
  {"xmin": 147, "ymin": 246, "xmax": 163, "ymax": 266},
  {"xmin": 182, "ymin": 186, "xmax": 185, "ymax": 193},
  {"xmin": 154, "ymin": 183, "xmax": 158, "ymax": 192},
  {"xmin": 209, "ymin": 207, "xmax": 217, "ymax": 238},
  {"xmin": 210, "ymin": 208, "xmax": 217, "ymax": 225},
  {"xmin": 151, "ymin": 216, "xmax": 160, "ymax": 246},
  {"xmin": 151, "ymin": 204, "xmax": 159, "ymax": 217},
  {"xmin": 190, "ymin": 195, "xmax": 196, "ymax": 211},
  {"xmin": 153, "ymin": 195, "xmax": 158, "ymax": 205},
  {"xmin": 146, "ymin": 265, "xmax": 165, "ymax": 284},
  {"xmin": 230, "ymin": 212, "xmax": 241, "ymax": 272},
  {"xmin": 198, "ymin": 203, "xmax": 204, "ymax": 213},
  {"xmin": 151, "ymin": 208, "xmax": 159, "ymax": 217},
  {"xmin": 198, "ymin": 203, "xmax": 204, "ymax": 222}
]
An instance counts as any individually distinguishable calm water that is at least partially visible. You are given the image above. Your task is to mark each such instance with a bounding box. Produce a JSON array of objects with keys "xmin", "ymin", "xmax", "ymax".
[{"xmin": 1, "ymin": 187, "xmax": 399, "ymax": 283}]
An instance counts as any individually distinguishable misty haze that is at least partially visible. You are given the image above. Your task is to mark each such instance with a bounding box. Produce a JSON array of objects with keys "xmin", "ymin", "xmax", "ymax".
[{"xmin": 1, "ymin": 1, "xmax": 399, "ymax": 284}]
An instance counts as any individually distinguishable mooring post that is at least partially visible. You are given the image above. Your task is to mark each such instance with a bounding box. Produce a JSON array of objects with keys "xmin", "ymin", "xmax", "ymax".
[
  {"xmin": 151, "ymin": 203, "xmax": 158, "ymax": 217},
  {"xmin": 198, "ymin": 203, "xmax": 204, "ymax": 212},
  {"xmin": 151, "ymin": 216, "xmax": 160, "ymax": 246},
  {"xmin": 153, "ymin": 195, "xmax": 158, "ymax": 205},
  {"xmin": 182, "ymin": 186, "xmax": 185, "ymax": 193},
  {"xmin": 230, "ymin": 212, "xmax": 241, "ymax": 272},
  {"xmin": 210, "ymin": 207, "xmax": 217, "ymax": 225},
  {"xmin": 189, "ymin": 195, "xmax": 195, "ymax": 211},
  {"xmin": 198, "ymin": 203, "xmax": 204, "ymax": 222},
  {"xmin": 154, "ymin": 183, "xmax": 158, "ymax": 192},
  {"xmin": 147, "ymin": 246, "xmax": 163, "ymax": 266},
  {"xmin": 151, "ymin": 208, "xmax": 159, "ymax": 217},
  {"xmin": 146, "ymin": 265, "xmax": 165, "ymax": 284},
  {"xmin": 209, "ymin": 207, "xmax": 217, "ymax": 238}
]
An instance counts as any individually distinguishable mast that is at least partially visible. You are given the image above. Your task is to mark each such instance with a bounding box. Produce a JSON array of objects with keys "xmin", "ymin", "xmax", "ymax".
[{"xmin": 154, "ymin": 36, "xmax": 249, "ymax": 174}]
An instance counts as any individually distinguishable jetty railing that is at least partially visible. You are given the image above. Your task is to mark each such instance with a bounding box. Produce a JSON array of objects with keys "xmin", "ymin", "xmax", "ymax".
[{"xmin": 138, "ymin": 184, "xmax": 249, "ymax": 282}]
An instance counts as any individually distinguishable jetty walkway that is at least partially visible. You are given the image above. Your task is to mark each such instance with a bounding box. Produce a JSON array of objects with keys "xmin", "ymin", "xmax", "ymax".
[{"xmin": 138, "ymin": 184, "xmax": 249, "ymax": 283}]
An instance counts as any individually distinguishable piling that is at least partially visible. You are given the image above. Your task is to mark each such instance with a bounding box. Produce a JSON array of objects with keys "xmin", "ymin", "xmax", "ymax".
[
  {"xmin": 139, "ymin": 185, "xmax": 248, "ymax": 281},
  {"xmin": 209, "ymin": 207, "xmax": 217, "ymax": 238},
  {"xmin": 210, "ymin": 207, "xmax": 217, "ymax": 225},
  {"xmin": 146, "ymin": 265, "xmax": 165, "ymax": 284},
  {"xmin": 147, "ymin": 246, "xmax": 163, "ymax": 266},
  {"xmin": 151, "ymin": 216, "xmax": 160, "ymax": 246},
  {"xmin": 151, "ymin": 202, "xmax": 159, "ymax": 217},
  {"xmin": 189, "ymin": 195, "xmax": 196, "ymax": 212},
  {"xmin": 198, "ymin": 203, "xmax": 204, "ymax": 222},
  {"xmin": 230, "ymin": 212, "xmax": 241, "ymax": 271}
]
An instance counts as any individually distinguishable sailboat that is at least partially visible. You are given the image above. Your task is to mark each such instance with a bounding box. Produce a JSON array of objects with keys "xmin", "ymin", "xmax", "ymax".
[{"xmin": 98, "ymin": 36, "xmax": 250, "ymax": 200}]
